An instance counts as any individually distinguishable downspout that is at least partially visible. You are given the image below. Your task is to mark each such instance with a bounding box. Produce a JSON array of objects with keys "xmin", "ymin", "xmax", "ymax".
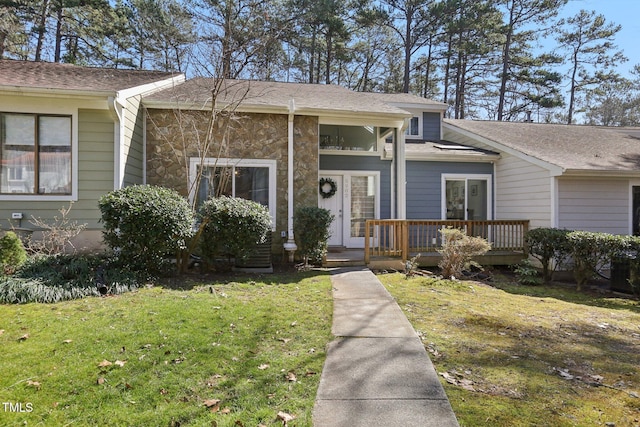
[
  {"xmin": 108, "ymin": 95, "xmax": 126, "ymax": 190},
  {"xmin": 283, "ymin": 99, "xmax": 298, "ymax": 261}
]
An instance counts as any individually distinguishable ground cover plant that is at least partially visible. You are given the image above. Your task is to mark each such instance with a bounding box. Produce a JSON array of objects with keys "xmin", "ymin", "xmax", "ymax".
[
  {"xmin": 379, "ymin": 271, "xmax": 640, "ymax": 426},
  {"xmin": 0, "ymin": 272, "xmax": 332, "ymax": 426}
]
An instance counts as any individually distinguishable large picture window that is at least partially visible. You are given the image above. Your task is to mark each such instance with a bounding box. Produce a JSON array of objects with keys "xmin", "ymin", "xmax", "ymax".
[
  {"xmin": 190, "ymin": 158, "xmax": 277, "ymax": 227},
  {"xmin": 1, "ymin": 113, "xmax": 72, "ymax": 195}
]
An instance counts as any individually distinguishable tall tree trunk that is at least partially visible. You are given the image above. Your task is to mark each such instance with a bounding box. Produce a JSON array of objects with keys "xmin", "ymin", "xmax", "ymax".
[
  {"xmin": 54, "ymin": 1, "xmax": 63, "ymax": 62},
  {"xmin": 308, "ymin": 28, "xmax": 316, "ymax": 83},
  {"xmin": 35, "ymin": 0, "xmax": 51, "ymax": 61},
  {"xmin": 442, "ymin": 33, "xmax": 453, "ymax": 116},
  {"xmin": 325, "ymin": 30, "xmax": 332, "ymax": 84},
  {"xmin": 402, "ymin": 8, "xmax": 412, "ymax": 93},
  {"xmin": 567, "ymin": 50, "xmax": 579, "ymax": 124},
  {"xmin": 497, "ymin": 4, "xmax": 514, "ymax": 121}
]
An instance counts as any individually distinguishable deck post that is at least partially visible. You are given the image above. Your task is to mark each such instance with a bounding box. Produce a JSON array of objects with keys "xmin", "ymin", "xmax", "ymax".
[{"xmin": 364, "ymin": 220, "xmax": 370, "ymax": 264}]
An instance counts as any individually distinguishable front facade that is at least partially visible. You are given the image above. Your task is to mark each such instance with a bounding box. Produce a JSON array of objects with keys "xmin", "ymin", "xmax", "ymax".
[{"xmin": 6, "ymin": 60, "xmax": 640, "ymax": 258}]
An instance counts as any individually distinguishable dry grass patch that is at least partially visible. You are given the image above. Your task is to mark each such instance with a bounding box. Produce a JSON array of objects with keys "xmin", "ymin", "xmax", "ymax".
[{"xmin": 379, "ymin": 272, "xmax": 640, "ymax": 427}]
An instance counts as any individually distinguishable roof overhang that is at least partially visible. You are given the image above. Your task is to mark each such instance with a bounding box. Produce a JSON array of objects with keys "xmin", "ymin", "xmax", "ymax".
[{"xmin": 443, "ymin": 121, "xmax": 565, "ymax": 175}]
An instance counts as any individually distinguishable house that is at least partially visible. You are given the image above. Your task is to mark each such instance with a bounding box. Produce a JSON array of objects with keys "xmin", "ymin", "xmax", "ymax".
[
  {"xmin": 443, "ymin": 120, "xmax": 640, "ymax": 236},
  {"xmin": 4, "ymin": 59, "xmax": 640, "ymax": 263},
  {"xmin": 0, "ymin": 59, "xmax": 184, "ymax": 249},
  {"xmin": 142, "ymin": 78, "xmax": 501, "ymax": 257}
]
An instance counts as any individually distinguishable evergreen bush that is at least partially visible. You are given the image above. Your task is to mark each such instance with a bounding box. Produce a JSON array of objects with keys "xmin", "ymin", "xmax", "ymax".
[
  {"xmin": 294, "ymin": 207, "xmax": 334, "ymax": 265},
  {"xmin": 199, "ymin": 196, "xmax": 272, "ymax": 267},
  {"xmin": 0, "ymin": 231, "xmax": 27, "ymax": 275},
  {"xmin": 99, "ymin": 185, "xmax": 194, "ymax": 275},
  {"xmin": 525, "ymin": 228, "xmax": 571, "ymax": 282}
]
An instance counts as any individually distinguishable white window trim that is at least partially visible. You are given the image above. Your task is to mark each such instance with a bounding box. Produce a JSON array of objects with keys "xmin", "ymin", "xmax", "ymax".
[
  {"xmin": 405, "ymin": 115, "xmax": 422, "ymax": 140},
  {"xmin": 189, "ymin": 157, "xmax": 277, "ymax": 229},
  {"xmin": 441, "ymin": 173, "xmax": 493, "ymax": 220},
  {"xmin": 0, "ymin": 110, "xmax": 78, "ymax": 202}
]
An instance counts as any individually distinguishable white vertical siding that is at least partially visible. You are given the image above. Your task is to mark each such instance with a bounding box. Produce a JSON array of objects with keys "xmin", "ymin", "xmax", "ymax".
[
  {"xmin": 557, "ymin": 178, "xmax": 629, "ymax": 234},
  {"xmin": 496, "ymin": 153, "xmax": 552, "ymax": 228}
]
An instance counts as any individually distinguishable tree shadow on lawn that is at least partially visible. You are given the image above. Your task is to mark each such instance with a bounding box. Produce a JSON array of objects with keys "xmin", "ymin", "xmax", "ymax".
[
  {"xmin": 489, "ymin": 267, "xmax": 640, "ymax": 314},
  {"xmin": 156, "ymin": 263, "xmax": 331, "ymax": 291}
]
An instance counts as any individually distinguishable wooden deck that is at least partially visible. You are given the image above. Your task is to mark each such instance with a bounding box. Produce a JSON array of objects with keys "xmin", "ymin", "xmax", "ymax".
[{"xmin": 364, "ymin": 219, "xmax": 529, "ymax": 269}]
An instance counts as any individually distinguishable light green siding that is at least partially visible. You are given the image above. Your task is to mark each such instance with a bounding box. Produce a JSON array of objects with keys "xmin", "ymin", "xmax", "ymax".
[
  {"xmin": 122, "ymin": 95, "xmax": 145, "ymax": 186},
  {"xmin": 0, "ymin": 109, "xmax": 114, "ymax": 231}
]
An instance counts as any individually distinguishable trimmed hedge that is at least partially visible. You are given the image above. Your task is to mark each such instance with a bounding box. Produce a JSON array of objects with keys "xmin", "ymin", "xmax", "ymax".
[
  {"xmin": 525, "ymin": 227, "xmax": 639, "ymax": 290},
  {"xmin": 99, "ymin": 185, "xmax": 194, "ymax": 275},
  {"xmin": 199, "ymin": 196, "xmax": 272, "ymax": 267},
  {"xmin": 294, "ymin": 207, "xmax": 334, "ymax": 265},
  {"xmin": 0, "ymin": 231, "xmax": 27, "ymax": 275}
]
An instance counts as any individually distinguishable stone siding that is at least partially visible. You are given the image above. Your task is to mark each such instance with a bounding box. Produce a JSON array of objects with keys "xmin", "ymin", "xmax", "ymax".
[{"xmin": 146, "ymin": 108, "xmax": 319, "ymax": 254}]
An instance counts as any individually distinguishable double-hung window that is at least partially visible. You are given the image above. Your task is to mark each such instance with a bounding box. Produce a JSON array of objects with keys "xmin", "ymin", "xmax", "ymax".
[
  {"xmin": 190, "ymin": 158, "xmax": 277, "ymax": 228},
  {"xmin": 1, "ymin": 113, "xmax": 72, "ymax": 195},
  {"xmin": 405, "ymin": 116, "xmax": 420, "ymax": 138}
]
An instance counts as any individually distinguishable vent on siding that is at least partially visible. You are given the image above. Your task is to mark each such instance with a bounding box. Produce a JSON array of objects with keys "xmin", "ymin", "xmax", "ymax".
[{"xmin": 235, "ymin": 233, "xmax": 273, "ymax": 269}]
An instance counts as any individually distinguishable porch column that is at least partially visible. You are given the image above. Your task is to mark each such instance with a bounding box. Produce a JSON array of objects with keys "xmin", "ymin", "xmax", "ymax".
[
  {"xmin": 396, "ymin": 121, "xmax": 408, "ymax": 219},
  {"xmin": 283, "ymin": 99, "xmax": 298, "ymax": 261}
]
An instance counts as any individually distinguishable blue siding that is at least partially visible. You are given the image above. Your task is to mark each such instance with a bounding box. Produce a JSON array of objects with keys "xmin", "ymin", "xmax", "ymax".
[
  {"xmin": 319, "ymin": 155, "xmax": 392, "ymax": 219},
  {"xmin": 422, "ymin": 112, "xmax": 441, "ymax": 141},
  {"xmin": 406, "ymin": 161, "xmax": 493, "ymax": 219}
]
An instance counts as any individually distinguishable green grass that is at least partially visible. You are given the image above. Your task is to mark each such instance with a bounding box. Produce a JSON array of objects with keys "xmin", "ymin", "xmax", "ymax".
[
  {"xmin": 379, "ymin": 271, "xmax": 640, "ymax": 427},
  {"xmin": 0, "ymin": 271, "xmax": 333, "ymax": 426}
]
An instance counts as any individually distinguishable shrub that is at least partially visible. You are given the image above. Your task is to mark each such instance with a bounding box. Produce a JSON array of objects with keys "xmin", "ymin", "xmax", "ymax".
[
  {"xmin": 566, "ymin": 231, "xmax": 625, "ymax": 290},
  {"xmin": 513, "ymin": 259, "xmax": 543, "ymax": 286},
  {"xmin": 199, "ymin": 196, "xmax": 272, "ymax": 267},
  {"xmin": 26, "ymin": 202, "xmax": 87, "ymax": 255},
  {"xmin": 294, "ymin": 207, "xmax": 334, "ymax": 265},
  {"xmin": 0, "ymin": 254, "xmax": 139, "ymax": 304},
  {"xmin": 99, "ymin": 185, "xmax": 194, "ymax": 275},
  {"xmin": 438, "ymin": 227, "xmax": 491, "ymax": 279},
  {"xmin": 525, "ymin": 228, "xmax": 571, "ymax": 283},
  {"xmin": 0, "ymin": 231, "xmax": 27, "ymax": 275}
]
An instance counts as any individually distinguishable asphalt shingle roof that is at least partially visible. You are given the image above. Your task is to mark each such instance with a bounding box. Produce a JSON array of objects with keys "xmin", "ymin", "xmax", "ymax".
[
  {"xmin": 445, "ymin": 119, "xmax": 640, "ymax": 172},
  {"xmin": 144, "ymin": 78, "xmax": 421, "ymax": 117},
  {"xmin": 0, "ymin": 59, "xmax": 179, "ymax": 93}
]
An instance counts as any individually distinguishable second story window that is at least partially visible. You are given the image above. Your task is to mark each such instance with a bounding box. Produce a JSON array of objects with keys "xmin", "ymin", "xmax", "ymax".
[{"xmin": 405, "ymin": 116, "xmax": 420, "ymax": 138}]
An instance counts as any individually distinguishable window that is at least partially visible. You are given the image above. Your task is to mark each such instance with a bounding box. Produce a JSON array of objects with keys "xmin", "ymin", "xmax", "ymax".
[
  {"xmin": 190, "ymin": 158, "xmax": 277, "ymax": 227},
  {"xmin": 405, "ymin": 116, "xmax": 420, "ymax": 137},
  {"xmin": 319, "ymin": 124, "xmax": 377, "ymax": 151},
  {"xmin": 1, "ymin": 113, "xmax": 71, "ymax": 195}
]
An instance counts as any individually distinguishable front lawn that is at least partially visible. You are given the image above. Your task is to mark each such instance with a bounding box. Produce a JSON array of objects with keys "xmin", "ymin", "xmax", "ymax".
[
  {"xmin": 380, "ymin": 272, "xmax": 640, "ymax": 427},
  {"xmin": 0, "ymin": 272, "xmax": 333, "ymax": 426}
]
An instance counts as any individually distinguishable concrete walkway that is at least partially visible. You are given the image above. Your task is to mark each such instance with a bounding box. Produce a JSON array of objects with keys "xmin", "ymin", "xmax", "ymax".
[{"xmin": 313, "ymin": 268, "xmax": 459, "ymax": 427}]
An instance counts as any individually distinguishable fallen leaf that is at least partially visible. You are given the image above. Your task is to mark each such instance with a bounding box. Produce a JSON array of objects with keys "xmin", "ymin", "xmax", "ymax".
[
  {"xmin": 125, "ymin": 383, "xmax": 133, "ymax": 390},
  {"xmin": 97, "ymin": 377, "xmax": 105, "ymax": 385},
  {"xmin": 290, "ymin": 321, "xmax": 297, "ymax": 327},
  {"xmin": 305, "ymin": 371, "xmax": 317, "ymax": 377},
  {"xmin": 277, "ymin": 411, "xmax": 296, "ymax": 425},
  {"xmin": 98, "ymin": 360, "xmax": 113, "ymax": 368},
  {"xmin": 278, "ymin": 338, "xmax": 291, "ymax": 344},
  {"xmin": 114, "ymin": 360, "xmax": 127, "ymax": 367},
  {"xmin": 286, "ymin": 372, "xmax": 297, "ymax": 382},
  {"xmin": 18, "ymin": 333, "xmax": 29, "ymax": 341},
  {"xmin": 62, "ymin": 339, "xmax": 73, "ymax": 344},
  {"xmin": 26, "ymin": 380, "xmax": 41, "ymax": 390},
  {"xmin": 160, "ymin": 388, "xmax": 168, "ymax": 395},
  {"xmin": 203, "ymin": 398, "xmax": 221, "ymax": 411},
  {"xmin": 0, "ymin": 329, "xmax": 5, "ymax": 336},
  {"xmin": 258, "ymin": 364, "xmax": 270, "ymax": 370},
  {"xmin": 221, "ymin": 407, "xmax": 231, "ymax": 414}
]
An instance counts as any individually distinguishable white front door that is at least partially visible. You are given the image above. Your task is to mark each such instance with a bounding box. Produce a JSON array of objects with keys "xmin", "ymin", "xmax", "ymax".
[
  {"xmin": 319, "ymin": 174, "xmax": 343, "ymax": 246},
  {"xmin": 319, "ymin": 171, "xmax": 380, "ymax": 248}
]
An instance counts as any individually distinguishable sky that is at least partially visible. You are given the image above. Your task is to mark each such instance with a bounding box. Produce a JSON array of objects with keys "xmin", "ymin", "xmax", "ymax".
[{"xmin": 559, "ymin": 0, "xmax": 640, "ymax": 77}]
